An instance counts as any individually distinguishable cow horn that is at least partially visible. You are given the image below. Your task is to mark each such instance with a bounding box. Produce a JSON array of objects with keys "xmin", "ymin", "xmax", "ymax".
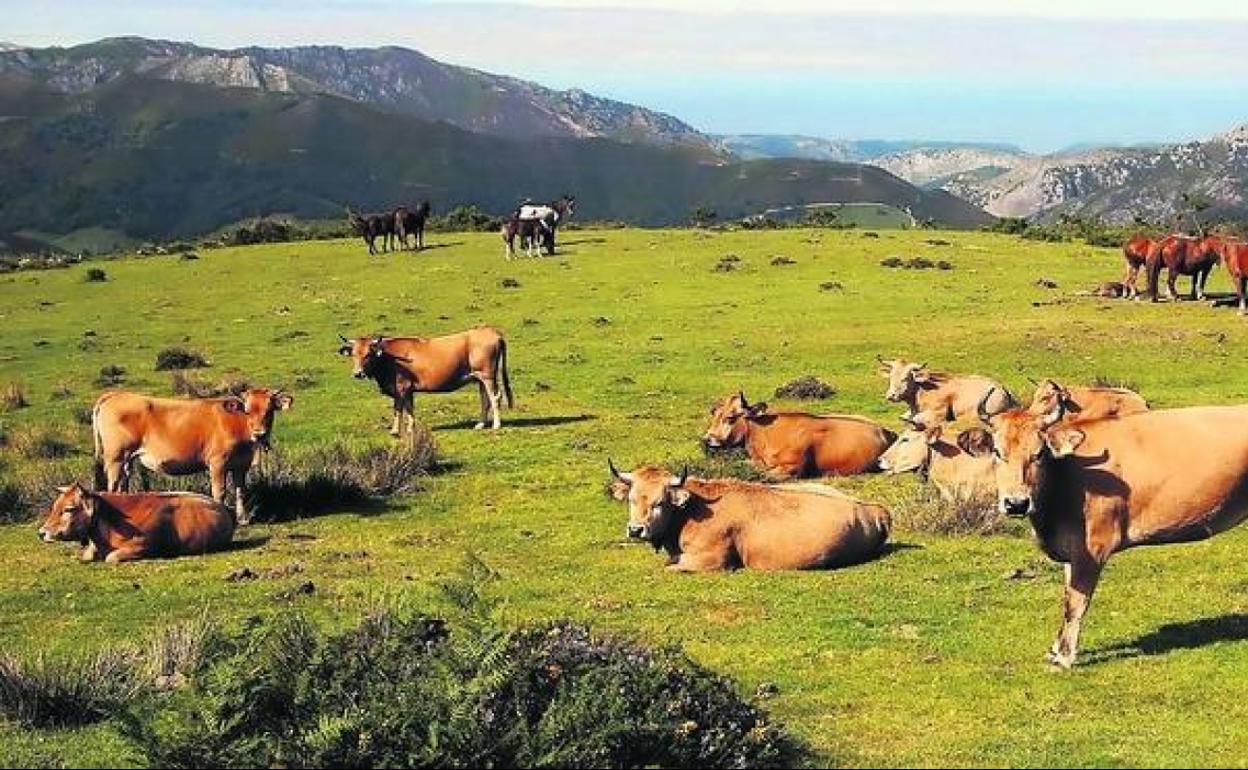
[
  {"xmin": 876, "ymin": 354, "xmax": 888, "ymax": 365},
  {"xmin": 338, "ymin": 333, "xmax": 350, "ymax": 344},
  {"xmin": 608, "ymin": 458, "xmax": 632, "ymax": 484},
  {"xmin": 669, "ymin": 464, "xmax": 689, "ymax": 487},
  {"xmin": 738, "ymin": 390, "xmax": 749, "ymax": 409},
  {"xmin": 900, "ymin": 414, "xmax": 921, "ymax": 429},
  {"xmin": 977, "ymin": 388, "xmax": 998, "ymax": 424}
]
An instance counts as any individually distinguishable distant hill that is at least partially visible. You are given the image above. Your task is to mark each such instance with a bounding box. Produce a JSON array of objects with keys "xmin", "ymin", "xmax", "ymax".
[
  {"xmin": 717, "ymin": 134, "xmax": 1022, "ymax": 164},
  {"xmin": 0, "ymin": 72, "xmax": 990, "ymax": 241}
]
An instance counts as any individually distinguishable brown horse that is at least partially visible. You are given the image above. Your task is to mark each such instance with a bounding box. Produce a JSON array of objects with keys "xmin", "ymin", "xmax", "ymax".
[
  {"xmin": 1145, "ymin": 234, "xmax": 1222, "ymax": 301},
  {"xmin": 1121, "ymin": 235, "xmax": 1153, "ymax": 298}
]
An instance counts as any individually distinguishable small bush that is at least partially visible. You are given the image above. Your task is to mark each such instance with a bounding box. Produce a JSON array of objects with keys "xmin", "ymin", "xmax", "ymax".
[
  {"xmin": 819, "ymin": 280, "xmax": 844, "ymax": 291},
  {"xmin": 880, "ymin": 256, "xmax": 954, "ymax": 271},
  {"xmin": 713, "ymin": 255, "xmax": 741, "ymax": 273},
  {"xmin": 155, "ymin": 347, "xmax": 210, "ymax": 371},
  {"xmin": 8, "ymin": 425, "xmax": 77, "ymax": 459},
  {"xmin": 96, "ymin": 364, "xmax": 127, "ymax": 387},
  {"xmin": 49, "ymin": 381, "xmax": 74, "ymax": 400},
  {"xmin": 169, "ymin": 372, "xmax": 249, "ymax": 399},
  {"xmin": 500, "ymin": 277, "xmax": 521, "ymax": 289},
  {"xmin": 769, "ymin": 255, "xmax": 796, "ymax": 266},
  {"xmin": 685, "ymin": 454, "xmax": 770, "ymax": 483},
  {"xmin": 0, "ymin": 650, "xmax": 145, "ymax": 728},
  {"xmin": 891, "ymin": 485, "xmax": 1006, "ymax": 536},
  {"xmin": 84, "ymin": 267, "xmax": 108, "ymax": 282},
  {"xmin": 1090, "ymin": 375, "xmax": 1141, "ymax": 392},
  {"xmin": 1, "ymin": 382, "xmax": 28, "ymax": 412},
  {"xmin": 774, "ymin": 375, "xmax": 836, "ymax": 400}
]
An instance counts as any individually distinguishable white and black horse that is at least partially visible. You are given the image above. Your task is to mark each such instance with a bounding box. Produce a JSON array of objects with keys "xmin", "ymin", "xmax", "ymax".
[{"xmin": 503, "ymin": 195, "xmax": 575, "ymax": 258}]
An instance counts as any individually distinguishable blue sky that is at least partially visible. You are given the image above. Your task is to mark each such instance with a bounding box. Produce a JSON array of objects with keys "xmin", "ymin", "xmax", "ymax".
[{"xmin": 5, "ymin": 0, "xmax": 1248, "ymax": 152}]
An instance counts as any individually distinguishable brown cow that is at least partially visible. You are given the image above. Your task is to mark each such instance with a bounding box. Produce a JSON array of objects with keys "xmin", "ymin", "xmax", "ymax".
[
  {"xmin": 38, "ymin": 483, "xmax": 235, "ymax": 563},
  {"xmin": 338, "ymin": 327, "xmax": 513, "ymax": 433},
  {"xmin": 877, "ymin": 423, "xmax": 996, "ymax": 505},
  {"xmin": 1121, "ymin": 235, "xmax": 1154, "ymax": 298},
  {"xmin": 1145, "ymin": 234, "xmax": 1222, "ymax": 302},
  {"xmin": 702, "ymin": 391, "xmax": 893, "ymax": 478},
  {"xmin": 976, "ymin": 395, "xmax": 1248, "ymax": 668},
  {"xmin": 875, "ymin": 357, "xmax": 1016, "ymax": 427},
  {"xmin": 1219, "ymin": 238, "xmax": 1248, "ymax": 314},
  {"xmin": 1028, "ymin": 379, "xmax": 1148, "ymax": 422},
  {"xmin": 607, "ymin": 462, "xmax": 890, "ymax": 572},
  {"xmin": 93, "ymin": 389, "xmax": 292, "ymax": 522}
]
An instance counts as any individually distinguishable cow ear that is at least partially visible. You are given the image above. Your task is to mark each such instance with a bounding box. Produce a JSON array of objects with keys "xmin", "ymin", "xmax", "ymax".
[
  {"xmin": 957, "ymin": 428, "xmax": 994, "ymax": 457},
  {"xmin": 668, "ymin": 487, "xmax": 693, "ymax": 508},
  {"xmin": 1044, "ymin": 427, "xmax": 1085, "ymax": 458},
  {"xmin": 337, "ymin": 345, "xmax": 352, "ymax": 357},
  {"xmin": 222, "ymin": 398, "xmax": 245, "ymax": 414},
  {"xmin": 609, "ymin": 480, "xmax": 629, "ymax": 501},
  {"xmin": 276, "ymin": 393, "xmax": 294, "ymax": 411},
  {"xmin": 911, "ymin": 368, "xmax": 930, "ymax": 383},
  {"xmin": 923, "ymin": 425, "xmax": 943, "ymax": 445},
  {"xmin": 747, "ymin": 401, "xmax": 768, "ymax": 416},
  {"xmin": 80, "ymin": 493, "xmax": 97, "ymax": 519}
]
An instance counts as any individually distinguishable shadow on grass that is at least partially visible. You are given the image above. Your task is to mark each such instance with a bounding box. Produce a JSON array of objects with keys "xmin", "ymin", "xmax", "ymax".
[
  {"xmin": 559, "ymin": 237, "xmax": 607, "ymax": 246},
  {"xmin": 432, "ymin": 414, "xmax": 597, "ymax": 431},
  {"xmin": 1085, "ymin": 613, "xmax": 1248, "ymax": 665},
  {"xmin": 411, "ymin": 241, "xmax": 465, "ymax": 251},
  {"xmin": 221, "ymin": 535, "xmax": 271, "ymax": 552}
]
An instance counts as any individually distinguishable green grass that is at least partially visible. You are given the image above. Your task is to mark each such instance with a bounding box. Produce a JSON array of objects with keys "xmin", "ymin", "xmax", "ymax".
[{"xmin": 4, "ymin": 228, "xmax": 1248, "ymax": 766}]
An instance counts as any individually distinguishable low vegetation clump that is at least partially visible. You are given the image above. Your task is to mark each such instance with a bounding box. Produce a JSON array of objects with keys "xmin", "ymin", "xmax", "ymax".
[
  {"xmin": 500, "ymin": 277, "xmax": 521, "ymax": 289},
  {"xmin": 769, "ymin": 255, "xmax": 796, "ymax": 266},
  {"xmin": 880, "ymin": 255, "xmax": 953, "ymax": 270},
  {"xmin": 224, "ymin": 217, "xmax": 293, "ymax": 246},
  {"xmin": 169, "ymin": 371, "xmax": 248, "ymax": 399},
  {"xmin": 891, "ymin": 485, "xmax": 1008, "ymax": 536},
  {"xmin": 774, "ymin": 375, "xmax": 836, "ymax": 400},
  {"xmin": 155, "ymin": 347, "xmax": 211, "ymax": 371},
  {"xmin": 1, "ymin": 382, "xmax": 28, "ymax": 412},
  {"xmin": 246, "ymin": 432, "xmax": 436, "ymax": 520},
  {"xmin": 0, "ymin": 650, "xmax": 146, "ymax": 728},
  {"xmin": 428, "ymin": 204, "xmax": 503, "ymax": 233},
  {"xmin": 120, "ymin": 602, "xmax": 802, "ymax": 768},
  {"xmin": 714, "ymin": 254, "xmax": 742, "ymax": 272},
  {"xmin": 84, "ymin": 267, "xmax": 108, "ymax": 282},
  {"xmin": 7, "ymin": 424, "xmax": 78, "ymax": 460},
  {"xmin": 95, "ymin": 364, "xmax": 127, "ymax": 387}
]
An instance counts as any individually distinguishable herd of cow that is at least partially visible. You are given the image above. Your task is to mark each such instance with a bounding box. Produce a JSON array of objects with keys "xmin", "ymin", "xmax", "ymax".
[
  {"xmin": 29, "ymin": 227, "xmax": 1248, "ymax": 672},
  {"xmin": 1116, "ymin": 232, "xmax": 1248, "ymax": 311}
]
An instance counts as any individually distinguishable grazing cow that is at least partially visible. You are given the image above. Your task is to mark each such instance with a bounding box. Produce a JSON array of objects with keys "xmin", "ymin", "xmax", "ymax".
[
  {"xmin": 338, "ymin": 327, "xmax": 513, "ymax": 432},
  {"xmin": 877, "ymin": 423, "xmax": 996, "ymax": 505},
  {"xmin": 977, "ymin": 394, "xmax": 1248, "ymax": 668},
  {"xmin": 346, "ymin": 206, "xmax": 396, "ymax": 255},
  {"xmin": 702, "ymin": 392, "xmax": 893, "ymax": 478},
  {"xmin": 1121, "ymin": 235, "xmax": 1154, "ymax": 298},
  {"xmin": 1028, "ymin": 379, "xmax": 1148, "ymax": 422},
  {"xmin": 1145, "ymin": 234, "xmax": 1222, "ymax": 301},
  {"xmin": 38, "ymin": 483, "xmax": 235, "ymax": 563},
  {"xmin": 1219, "ymin": 238, "xmax": 1248, "ymax": 314},
  {"xmin": 607, "ymin": 462, "xmax": 890, "ymax": 572},
  {"xmin": 395, "ymin": 201, "xmax": 431, "ymax": 251},
  {"xmin": 92, "ymin": 388, "xmax": 293, "ymax": 523},
  {"xmin": 875, "ymin": 357, "xmax": 1016, "ymax": 427}
]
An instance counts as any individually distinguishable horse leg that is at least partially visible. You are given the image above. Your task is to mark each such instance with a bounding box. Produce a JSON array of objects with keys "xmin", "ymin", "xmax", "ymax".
[
  {"xmin": 1239, "ymin": 276, "xmax": 1247, "ymax": 316},
  {"xmin": 1167, "ymin": 266, "xmax": 1179, "ymax": 301}
]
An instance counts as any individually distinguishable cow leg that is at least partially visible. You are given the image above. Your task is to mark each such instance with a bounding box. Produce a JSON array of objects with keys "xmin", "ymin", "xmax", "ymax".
[
  {"xmin": 79, "ymin": 542, "xmax": 99, "ymax": 562},
  {"xmin": 404, "ymin": 392, "xmax": 416, "ymax": 437},
  {"xmin": 390, "ymin": 396, "xmax": 404, "ymax": 436},
  {"xmin": 209, "ymin": 464, "xmax": 229, "ymax": 508},
  {"xmin": 475, "ymin": 381, "xmax": 489, "ymax": 429},
  {"xmin": 667, "ymin": 548, "xmax": 731, "ymax": 572},
  {"xmin": 230, "ymin": 468, "xmax": 250, "ymax": 525},
  {"xmin": 1048, "ymin": 557, "xmax": 1103, "ymax": 670},
  {"xmin": 482, "ymin": 377, "xmax": 503, "ymax": 430},
  {"xmin": 104, "ymin": 546, "xmax": 145, "ymax": 564},
  {"xmin": 103, "ymin": 457, "xmax": 127, "ymax": 493}
]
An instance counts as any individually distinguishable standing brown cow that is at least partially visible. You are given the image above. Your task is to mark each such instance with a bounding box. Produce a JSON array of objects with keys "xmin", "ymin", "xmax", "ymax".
[
  {"xmin": 608, "ymin": 462, "xmax": 890, "ymax": 572},
  {"xmin": 1121, "ymin": 235, "xmax": 1154, "ymax": 299},
  {"xmin": 976, "ymin": 394, "xmax": 1248, "ymax": 669},
  {"xmin": 338, "ymin": 327, "xmax": 513, "ymax": 433},
  {"xmin": 1145, "ymin": 234, "xmax": 1222, "ymax": 302},
  {"xmin": 876, "ymin": 357, "xmax": 1016, "ymax": 427},
  {"xmin": 702, "ymin": 391, "xmax": 893, "ymax": 478},
  {"xmin": 39, "ymin": 483, "xmax": 235, "ymax": 563},
  {"xmin": 93, "ymin": 388, "xmax": 293, "ymax": 523}
]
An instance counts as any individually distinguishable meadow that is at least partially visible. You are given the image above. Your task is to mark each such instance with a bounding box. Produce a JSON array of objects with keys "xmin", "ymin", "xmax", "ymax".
[{"xmin": 4, "ymin": 226, "xmax": 1248, "ymax": 766}]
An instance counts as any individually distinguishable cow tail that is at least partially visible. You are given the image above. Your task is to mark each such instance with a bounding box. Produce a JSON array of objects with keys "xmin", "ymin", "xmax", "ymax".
[
  {"xmin": 499, "ymin": 338, "xmax": 514, "ymax": 408},
  {"xmin": 91, "ymin": 396, "xmax": 107, "ymax": 490}
]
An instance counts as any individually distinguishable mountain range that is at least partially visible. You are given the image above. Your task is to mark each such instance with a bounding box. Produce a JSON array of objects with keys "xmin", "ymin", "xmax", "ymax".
[{"xmin": 0, "ymin": 37, "xmax": 993, "ymax": 246}]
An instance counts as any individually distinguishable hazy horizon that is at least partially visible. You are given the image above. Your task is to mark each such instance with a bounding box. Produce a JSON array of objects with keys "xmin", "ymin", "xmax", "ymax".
[{"xmin": 7, "ymin": 1, "xmax": 1248, "ymax": 153}]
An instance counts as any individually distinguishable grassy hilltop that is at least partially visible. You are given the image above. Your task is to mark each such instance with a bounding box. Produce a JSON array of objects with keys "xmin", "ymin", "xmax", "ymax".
[{"xmin": 4, "ymin": 227, "xmax": 1248, "ymax": 766}]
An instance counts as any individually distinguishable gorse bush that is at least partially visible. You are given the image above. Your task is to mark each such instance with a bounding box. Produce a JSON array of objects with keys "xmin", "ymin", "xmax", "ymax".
[
  {"xmin": 155, "ymin": 347, "xmax": 210, "ymax": 371},
  {"xmin": 120, "ymin": 607, "xmax": 803, "ymax": 768},
  {"xmin": 95, "ymin": 364, "xmax": 126, "ymax": 387},
  {"xmin": 1, "ymin": 382, "xmax": 28, "ymax": 412},
  {"xmin": 774, "ymin": 375, "xmax": 836, "ymax": 400},
  {"xmin": 84, "ymin": 267, "xmax": 108, "ymax": 282},
  {"xmin": 0, "ymin": 649, "xmax": 145, "ymax": 728}
]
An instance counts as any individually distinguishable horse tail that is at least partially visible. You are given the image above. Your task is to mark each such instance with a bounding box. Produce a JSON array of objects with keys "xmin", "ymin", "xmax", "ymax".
[{"xmin": 498, "ymin": 337, "xmax": 514, "ymax": 409}]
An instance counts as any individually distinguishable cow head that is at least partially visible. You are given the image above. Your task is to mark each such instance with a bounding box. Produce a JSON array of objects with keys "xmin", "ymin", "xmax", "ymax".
[
  {"xmin": 876, "ymin": 357, "xmax": 929, "ymax": 403},
  {"xmin": 338, "ymin": 334, "xmax": 404, "ymax": 379},
  {"xmin": 225, "ymin": 388, "xmax": 294, "ymax": 445},
  {"xmin": 703, "ymin": 391, "xmax": 766, "ymax": 450},
  {"xmin": 608, "ymin": 460, "xmax": 691, "ymax": 542},
  {"xmin": 39, "ymin": 483, "xmax": 96, "ymax": 543},
  {"xmin": 1028, "ymin": 379, "xmax": 1080, "ymax": 418},
  {"xmin": 977, "ymin": 389, "xmax": 1084, "ymax": 517},
  {"xmin": 876, "ymin": 421, "xmax": 942, "ymax": 474}
]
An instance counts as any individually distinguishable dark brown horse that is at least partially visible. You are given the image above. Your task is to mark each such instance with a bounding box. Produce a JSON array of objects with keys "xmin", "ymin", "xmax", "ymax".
[
  {"xmin": 346, "ymin": 206, "xmax": 395, "ymax": 255},
  {"xmin": 395, "ymin": 201, "xmax": 431, "ymax": 251},
  {"xmin": 1145, "ymin": 234, "xmax": 1223, "ymax": 301}
]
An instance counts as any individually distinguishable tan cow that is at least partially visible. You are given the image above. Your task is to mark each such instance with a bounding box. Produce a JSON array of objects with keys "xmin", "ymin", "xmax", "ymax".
[
  {"xmin": 93, "ymin": 388, "xmax": 292, "ymax": 523},
  {"xmin": 876, "ymin": 423, "xmax": 996, "ymax": 505},
  {"xmin": 702, "ymin": 391, "xmax": 893, "ymax": 478},
  {"xmin": 876, "ymin": 357, "xmax": 1016, "ymax": 427},
  {"xmin": 1027, "ymin": 379, "xmax": 1148, "ymax": 422},
  {"xmin": 978, "ymin": 395, "xmax": 1248, "ymax": 668},
  {"xmin": 338, "ymin": 327, "xmax": 512, "ymax": 433},
  {"xmin": 38, "ymin": 483, "xmax": 235, "ymax": 563},
  {"xmin": 608, "ymin": 462, "xmax": 890, "ymax": 572}
]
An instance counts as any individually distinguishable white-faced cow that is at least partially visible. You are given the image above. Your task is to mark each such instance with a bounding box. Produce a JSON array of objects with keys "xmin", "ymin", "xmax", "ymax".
[
  {"xmin": 338, "ymin": 327, "xmax": 513, "ymax": 433},
  {"xmin": 39, "ymin": 483, "xmax": 235, "ymax": 563},
  {"xmin": 703, "ymin": 391, "xmax": 893, "ymax": 478},
  {"xmin": 608, "ymin": 462, "xmax": 890, "ymax": 572},
  {"xmin": 876, "ymin": 357, "xmax": 1016, "ymax": 427},
  {"xmin": 976, "ymin": 391, "xmax": 1248, "ymax": 668},
  {"xmin": 876, "ymin": 422, "xmax": 996, "ymax": 506},
  {"xmin": 92, "ymin": 388, "xmax": 293, "ymax": 523}
]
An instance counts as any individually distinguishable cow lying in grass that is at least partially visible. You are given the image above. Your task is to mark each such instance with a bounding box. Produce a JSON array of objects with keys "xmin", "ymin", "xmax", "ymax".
[
  {"xmin": 877, "ymin": 422, "xmax": 996, "ymax": 506},
  {"xmin": 1028, "ymin": 379, "xmax": 1148, "ymax": 422},
  {"xmin": 38, "ymin": 484, "xmax": 235, "ymax": 563},
  {"xmin": 702, "ymin": 391, "xmax": 893, "ymax": 478},
  {"xmin": 608, "ymin": 461, "xmax": 890, "ymax": 572},
  {"xmin": 876, "ymin": 357, "xmax": 1016, "ymax": 427}
]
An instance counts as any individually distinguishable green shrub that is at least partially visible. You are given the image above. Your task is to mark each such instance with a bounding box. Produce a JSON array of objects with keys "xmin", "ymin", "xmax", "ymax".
[
  {"xmin": 155, "ymin": 347, "xmax": 210, "ymax": 371},
  {"xmin": 0, "ymin": 650, "xmax": 144, "ymax": 728},
  {"xmin": 95, "ymin": 364, "xmax": 127, "ymax": 387},
  {"xmin": 84, "ymin": 267, "xmax": 108, "ymax": 282}
]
